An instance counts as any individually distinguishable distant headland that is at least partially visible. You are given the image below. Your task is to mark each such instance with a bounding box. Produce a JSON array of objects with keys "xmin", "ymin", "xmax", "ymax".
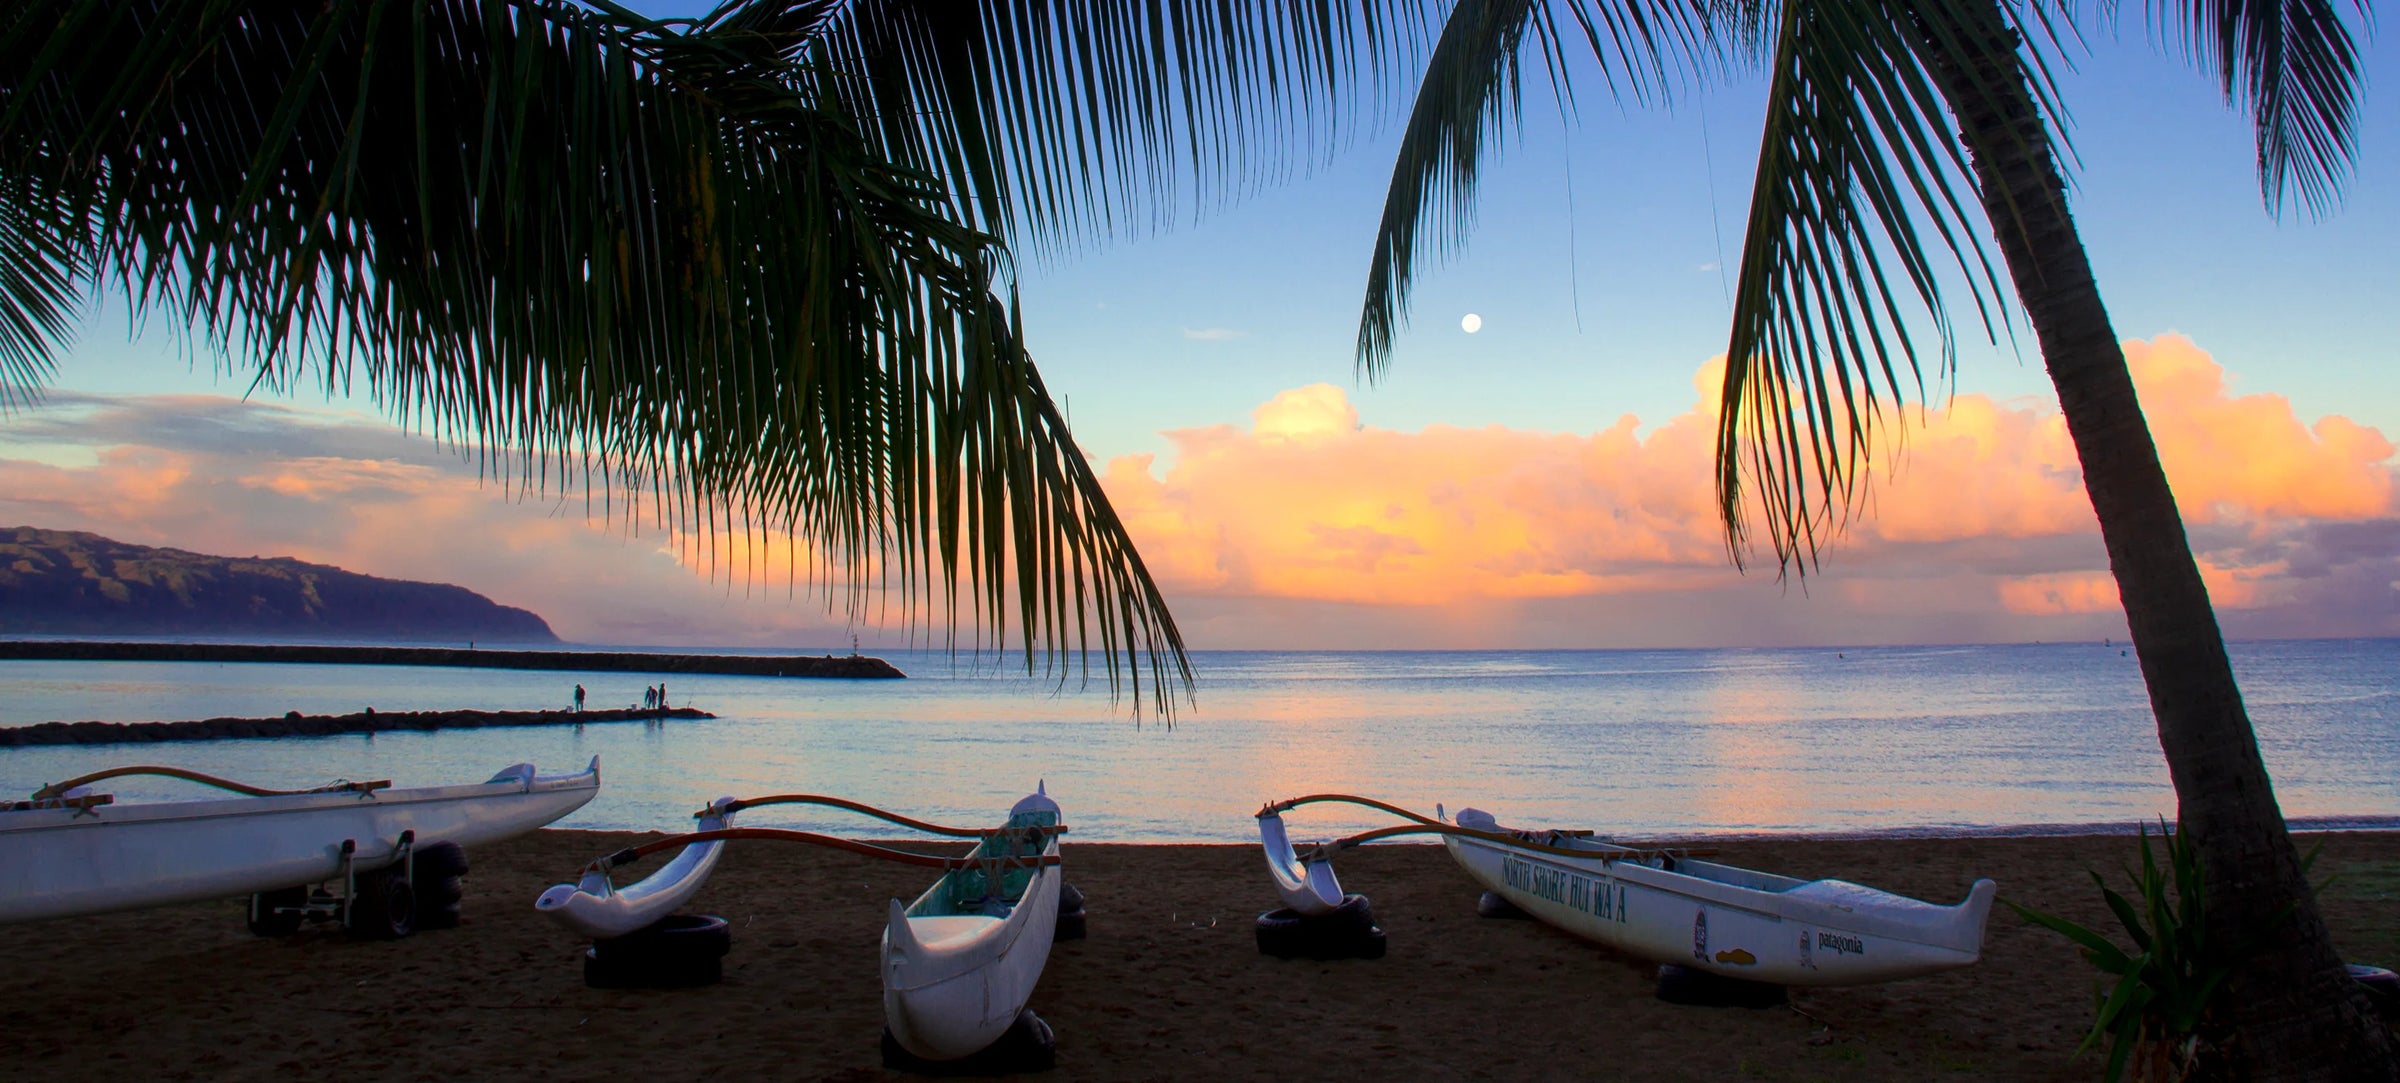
[
  {"xmin": 0, "ymin": 526, "xmax": 555, "ymax": 642},
  {"xmin": 0, "ymin": 640, "xmax": 905, "ymax": 679}
]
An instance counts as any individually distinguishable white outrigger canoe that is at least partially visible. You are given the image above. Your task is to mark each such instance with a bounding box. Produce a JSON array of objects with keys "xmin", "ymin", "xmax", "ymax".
[
  {"xmin": 883, "ymin": 787, "xmax": 1064, "ymax": 1061},
  {"xmin": 1, "ymin": 759, "xmax": 600, "ymax": 925},
  {"xmin": 1259, "ymin": 795, "xmax": 1995, "ymax": 986},
  {"xmin": 539, "ymin": 785, "xmax": 1065, "ymax": 1062}
]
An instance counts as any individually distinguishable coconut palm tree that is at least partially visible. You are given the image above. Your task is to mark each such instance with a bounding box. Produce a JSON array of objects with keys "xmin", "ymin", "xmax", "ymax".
[
  {"xmin": 1352, "ymin": 0, "xmax": 2390, "ymax": 1076},
  {"xmin": 0, "ymin": 0, "xmax": 1231, "ymax": 710}
]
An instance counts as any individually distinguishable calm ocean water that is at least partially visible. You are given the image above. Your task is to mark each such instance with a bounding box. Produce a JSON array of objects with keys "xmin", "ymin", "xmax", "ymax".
[{"xmin": 1, "ymin": 640, "xmax": 2394, "ymax": 842}]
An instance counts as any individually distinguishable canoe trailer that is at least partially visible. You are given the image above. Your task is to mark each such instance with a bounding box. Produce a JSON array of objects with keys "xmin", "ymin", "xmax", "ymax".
[{"xmin": 4, "ymin": 760, "xmax": 599, "ymax": 936}]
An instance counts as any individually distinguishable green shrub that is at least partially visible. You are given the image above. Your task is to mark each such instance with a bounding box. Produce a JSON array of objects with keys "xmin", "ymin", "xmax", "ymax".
[{"xmin": 2005, "ymin": 821, "xmax": 2309, "ymax": 1082}]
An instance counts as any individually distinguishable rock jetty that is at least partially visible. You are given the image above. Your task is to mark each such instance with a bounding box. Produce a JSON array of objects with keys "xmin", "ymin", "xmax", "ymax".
[
  {"xmin": 0, "ymin": 706, "xmax": 717, "ymax": 747},
  {"xmin": 0, "ymin": 640, "xmax": 905, "ymax": 679}
]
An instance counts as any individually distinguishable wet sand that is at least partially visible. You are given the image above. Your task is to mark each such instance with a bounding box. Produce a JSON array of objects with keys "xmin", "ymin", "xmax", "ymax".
[{"xmin": 3, "ymin": 831, "xmax": 2394, "ymax": 1081}]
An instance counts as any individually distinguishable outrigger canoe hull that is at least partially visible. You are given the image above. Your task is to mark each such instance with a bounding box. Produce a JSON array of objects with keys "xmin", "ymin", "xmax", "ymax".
[
  {"xmin": 1443, "ymin": 810, "xmax": 1994, "ymax": 987},
  {"xmin": 0, "ymin": 759, "xmax": 600, "ymax": 925},
  {"xmin": 882, "ymin": 788, "xmax": 1063, "ymax": 1062}
]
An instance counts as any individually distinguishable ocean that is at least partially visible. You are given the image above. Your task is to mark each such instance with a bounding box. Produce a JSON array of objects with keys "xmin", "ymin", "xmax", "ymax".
[{"xmin": 2, "ymin": 639, "xmax": 2394, "ymax": 842}]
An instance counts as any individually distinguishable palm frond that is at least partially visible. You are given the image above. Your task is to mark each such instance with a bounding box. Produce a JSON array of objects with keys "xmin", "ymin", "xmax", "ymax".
[
  {"xmin": 0, "ymin": 167, "xmax": 84, "ymax": 408},
  {"xmin": 1356, "ymin": 0, "xmax": 1713, "ymax": 376},
  {"xmin": 0, "ymin": 0, "xmax": 1188, "ymax": 711},
  {"xmin": 2129, "ymin": 0, "xmax": 2364, "ymax": 216},
  {"xmin": 799, "ymin": 0, "xmax": 1441, "ymax": 257},
  {"xmin": 1715, "ymin": 0, "xmax": 2037, "ymax": 570}
]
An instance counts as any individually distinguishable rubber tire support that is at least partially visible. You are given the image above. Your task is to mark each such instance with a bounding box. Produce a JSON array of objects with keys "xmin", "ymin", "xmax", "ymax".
[
  {"xmin": 881, "ymin": 1008, "xmax": 1056, "ymax": 1075},
  {"xmin": 1055, "ymin": 881, "xmax": 1087, "ymax": 942},
  {"xmin": 1654, "ymin": 964, "xmax": 1786, "ymax": 1009},
  {"xmin": 584, "ymin": 914, "xmax": 732, "ymax": 989},
  {"xmin": 1255, "ymin": 894, "xmax": 1386, "ymax": 960}
]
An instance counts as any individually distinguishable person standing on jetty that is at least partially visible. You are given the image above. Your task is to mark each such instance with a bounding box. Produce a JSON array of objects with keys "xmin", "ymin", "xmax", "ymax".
[
  {"xmin": 643, "ymin": 685, "xmax": 655, "ymax": 710},
  {"xmin": 573, "ymin": 684, "xmax": 585, "ymax": 713},
  {"xmin": 657, "ymin": 682, "xmax": 668, "ymax": 710}
]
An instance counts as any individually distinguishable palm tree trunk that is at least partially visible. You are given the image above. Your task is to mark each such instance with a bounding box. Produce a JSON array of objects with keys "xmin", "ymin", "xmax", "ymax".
[{"xmin": 1912, "ymin": 1, "xmax": 2396, "ymax": 1077}]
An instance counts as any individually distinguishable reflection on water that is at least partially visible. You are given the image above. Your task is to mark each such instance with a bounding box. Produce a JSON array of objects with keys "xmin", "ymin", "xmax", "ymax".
[{"xmin": 1, "ymin": 640, "xmax": 2394, "ymax": 842}]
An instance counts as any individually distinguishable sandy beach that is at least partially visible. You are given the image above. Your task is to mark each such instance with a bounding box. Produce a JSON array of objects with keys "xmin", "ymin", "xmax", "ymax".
[{"xmin": 4, "ymin": 830, "xmax": 2394, "ymax": 1081}]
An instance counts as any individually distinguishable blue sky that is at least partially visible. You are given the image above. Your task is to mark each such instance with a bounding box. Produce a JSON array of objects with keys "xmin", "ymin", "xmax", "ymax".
[{"xmin": 49, "ymin": 9, "xmax": 2399, "ymax": 463}]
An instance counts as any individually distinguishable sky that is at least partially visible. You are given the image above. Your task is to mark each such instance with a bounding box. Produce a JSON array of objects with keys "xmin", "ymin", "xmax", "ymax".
[{"xmin": 3, "ymin": 8, "xmax": 2395, "ymax": 652}]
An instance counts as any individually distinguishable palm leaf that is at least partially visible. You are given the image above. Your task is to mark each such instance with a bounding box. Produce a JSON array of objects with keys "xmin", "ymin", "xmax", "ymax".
[
  {"xmin": 2122, "ymin": 0, "xmax": 2364, "ymax": 217},
  {"xmin": 1355, "ymin": 0, "xmax": 1712, "ymax": 375},
  {"xmin": 1714, "ymin": 0, "xmax": 2040, "ymax": 569},
  {"xmin": 802, "ymin": 0, "xmax": 1441, "ymax": 257},
  {"xmin": 0, "ymin": 0, "xmax": 1188, "ymax": 711}
]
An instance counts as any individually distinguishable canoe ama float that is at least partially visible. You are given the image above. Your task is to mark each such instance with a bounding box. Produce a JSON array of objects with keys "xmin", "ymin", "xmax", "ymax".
[
  {"xmin": 537, "ymin": 785, "xmax": 1066, "ymax": 1062},
  {"xmin": 1259, "ymin": 796, "xmax": 1995, "ymax": 986},
  {"xmin": 1, "ymin": 758, "xmax": 600, "ymax": 925}
]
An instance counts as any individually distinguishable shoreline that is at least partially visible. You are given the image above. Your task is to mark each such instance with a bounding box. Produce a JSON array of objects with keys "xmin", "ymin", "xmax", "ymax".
[
  {"xmin": 0, "ymin": 705, "xmax": 717, "ymax": 747},
  {"xmin": 3, "ymin": 829, "xmax": 2392, "ymax": 1081},
  {"xmin": 0, "ymin": 639, "xmax": 904, "ymax": 679}
]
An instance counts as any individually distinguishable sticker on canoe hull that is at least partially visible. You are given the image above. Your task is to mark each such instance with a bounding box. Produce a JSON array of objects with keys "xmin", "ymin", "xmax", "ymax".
[
  {"xmin": 1817, "ymin": 931, "xmax": 1866, "ymax": 956},
  {"xmin": 1713, "ymin": 948, "xmax": 1757, "ymax": 966},
  {"xmin": 1691, "ymin": 908, "xmax": 1708, "ymax": 962}
]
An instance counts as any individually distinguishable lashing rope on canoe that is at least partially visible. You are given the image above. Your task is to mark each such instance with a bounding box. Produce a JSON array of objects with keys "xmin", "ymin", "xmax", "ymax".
[
  {"xmin": 30, "ymin": 765, "xmax": 392, "ymax": 801},
  {"xmin": 702, "ymin": 793, "xmax": 1069, "ymax": 840},
  {"xmin": 589, "ymin": 827, "xmax": 1064, "ymax": 875},
  {"xmin": 1259, "ymin": 793, "xmax": 1716, "ymax": 864}
]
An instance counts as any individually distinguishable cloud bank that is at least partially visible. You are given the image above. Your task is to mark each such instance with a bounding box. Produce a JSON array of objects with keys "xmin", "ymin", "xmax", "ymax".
[
  {"xmin": 1100, "ymin": 335, "xmax": 2400, "ymax": 647},
  {"xmin": 1, "ymin": 335, "xmax": 2391, "ymax": 648}
]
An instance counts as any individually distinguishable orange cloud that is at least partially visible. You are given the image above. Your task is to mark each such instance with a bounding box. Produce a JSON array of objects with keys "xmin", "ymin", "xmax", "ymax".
[{"xmin": 1101, "ymin": 335, "xmax": 2398, "ymax": 633}]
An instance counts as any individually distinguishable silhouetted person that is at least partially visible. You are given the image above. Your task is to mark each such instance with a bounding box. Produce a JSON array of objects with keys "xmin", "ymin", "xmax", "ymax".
[
  {"xmin": 657, "ymin": 683, "xmax": 667, "ymax": 710},
  {"xmin": 643, "ymin": 686, "xmax": 655, "ymax": 709},
  {"xmin": 573, "ymin": 684, "xmax": 586, "ymax": 713}
]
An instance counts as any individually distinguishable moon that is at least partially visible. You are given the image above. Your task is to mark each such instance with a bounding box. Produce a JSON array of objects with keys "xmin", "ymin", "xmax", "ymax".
[{"xmin": 1461, "ymin": 313, "xmax": 1483, "ymax": 334}]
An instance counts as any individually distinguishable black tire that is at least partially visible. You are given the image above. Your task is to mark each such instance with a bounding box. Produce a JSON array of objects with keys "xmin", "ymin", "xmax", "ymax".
[
  {"xmin": 412, "ymin": 841, "xmax": 469, "ymax": 881},
  {"xmin": 592, "ymin": 913, "xmax": 733, "ymax": 964},
  {"xmin": 1477, "ymin": 891, "xmax": 1532, "ymax": 920},
  {"xmin": 1057, "ymin": 881, "xmax": 1085, "ymax": 915},
  {"xmin": 247, "ymin": 886, "xmax": 307, "ymax": 937},
  {"xmin": 420, "ymin": 874, "xmax": 466, "ymax": 908},
  {"xmin": 1654, "ymin": 964, "xmax": 1786, "ymax": 1009},
  {"xmin": 881, "ymin": 1009, "xmax": 1056, "ymax": 1074},
  {"xmin": 2350, "ymin": 964, "xmax": 2400, "ymax": 1019},
  {"xmin": 1330, "ymin": 893, "xmax": 1377, "ymax": 929},
  {"xmin": 346, "ymin": 867, "xmax": 417, "ymax": 940},
  {"xmin": 583, "ymin": 945, "xmax": 722, "ymax": 989},
  {"xmin": 417, "ymin": 899, "xmax": 465, "ymax": 931},
  {"xmin": 1054, "ymin": 908, "xmax": 1088, "ymax": 942},
  {"xmin": 1255, "ymin": 906, "xmax": 1386, "ymax": 960}
]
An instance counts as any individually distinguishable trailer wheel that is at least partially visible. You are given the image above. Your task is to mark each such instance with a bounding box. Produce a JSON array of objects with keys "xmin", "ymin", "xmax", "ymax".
[
  {"xmin": 247, "ymin": 886, "xmax": 307, "ymax": 937},
  {"xmin": 345, "ymin": 867, "xmax": 417, "ymax": 940}
]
